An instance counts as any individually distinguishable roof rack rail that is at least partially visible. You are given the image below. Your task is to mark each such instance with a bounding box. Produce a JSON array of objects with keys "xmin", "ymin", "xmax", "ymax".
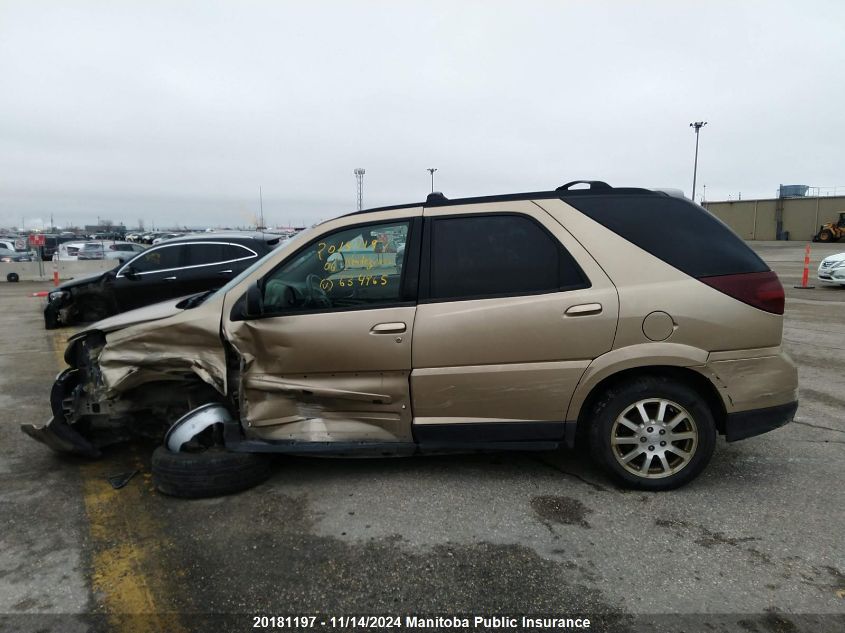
[{"xmin": 556, "ymin": 180, "xmax": 612, "ymax": 192}]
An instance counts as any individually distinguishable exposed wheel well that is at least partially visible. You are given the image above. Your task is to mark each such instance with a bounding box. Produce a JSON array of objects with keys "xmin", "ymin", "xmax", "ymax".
[{"xmin": 573, "ymin": 366, "xmax": 727, "ymax": 446}]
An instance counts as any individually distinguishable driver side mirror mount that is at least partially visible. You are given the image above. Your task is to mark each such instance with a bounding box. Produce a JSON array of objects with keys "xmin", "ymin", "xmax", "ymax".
[
  {"xmin": 244, "ymin": 281, "xmax": 264, "ymax": 318},
  {"xmin": 123, "ymin": 265, "xmax": 140, "ymax": 280}
]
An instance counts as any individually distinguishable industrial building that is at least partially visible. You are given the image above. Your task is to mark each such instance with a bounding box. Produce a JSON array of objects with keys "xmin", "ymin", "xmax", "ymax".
[{"xmin": 703, "ymin": 187, "xmax": 845, "ymax": 242}]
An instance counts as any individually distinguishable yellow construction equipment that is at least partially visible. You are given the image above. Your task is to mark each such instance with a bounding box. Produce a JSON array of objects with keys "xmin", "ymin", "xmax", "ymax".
[{"xmin": 813, "ymin": 213, "xmax": 845, "ymax": 243}]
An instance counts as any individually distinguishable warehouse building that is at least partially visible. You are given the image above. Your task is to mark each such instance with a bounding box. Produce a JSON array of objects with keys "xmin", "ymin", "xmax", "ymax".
[{"xmin": 703, "ymin": 188, "xmax": 845, "ymax": 241}]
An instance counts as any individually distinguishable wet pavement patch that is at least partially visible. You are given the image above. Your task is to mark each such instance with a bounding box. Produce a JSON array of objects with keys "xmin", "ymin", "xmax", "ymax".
[
  {"xmin": 530, "ymin": 495, "xmax": 592, "ymax": 528},
  {"xmin": 152, "ymin": 489, "xmax": 631, "ymax": 630}
]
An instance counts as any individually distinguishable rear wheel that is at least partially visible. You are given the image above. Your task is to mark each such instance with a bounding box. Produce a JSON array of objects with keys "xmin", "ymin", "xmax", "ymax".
[
  {"xmin": 151, "ymin": 446, "xmax": 272, "ymax": 498},
  {"xmin": 818, "ymin": 229, "xmax": 833, "ymax": 242},
  {"xmin": 588, "ymin": 375, "xmax": 716, "ymax": 491}
]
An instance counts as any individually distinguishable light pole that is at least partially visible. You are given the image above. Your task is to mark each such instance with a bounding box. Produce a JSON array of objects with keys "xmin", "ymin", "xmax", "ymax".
[
  {"xmin": 689, "ymin": 121, "xmax": 707, "ymax": 202},
  {"xmin": 354, "ymin": 168, "xmax": 365, "ymax": 210},
  {"xmin": 427, "ymin": 168, "xmax": 437, "ymax": 193}
]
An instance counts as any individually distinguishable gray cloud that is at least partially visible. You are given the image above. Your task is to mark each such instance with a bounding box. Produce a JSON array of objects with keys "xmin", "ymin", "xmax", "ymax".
[{"xmin": 2, "ymin": 0, "xmax": 843, "ymax": 229}]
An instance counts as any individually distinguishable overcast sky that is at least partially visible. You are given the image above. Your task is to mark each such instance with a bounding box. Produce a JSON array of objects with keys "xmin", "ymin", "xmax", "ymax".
[{"xmin": 1, "ymin": 1, "xmax": 843, "ymax": 230}]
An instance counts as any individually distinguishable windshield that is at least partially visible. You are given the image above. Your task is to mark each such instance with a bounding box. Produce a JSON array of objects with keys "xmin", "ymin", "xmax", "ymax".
[{"xmin": 206, "ymin": 229, "xmax": 314, "ymax": 301}]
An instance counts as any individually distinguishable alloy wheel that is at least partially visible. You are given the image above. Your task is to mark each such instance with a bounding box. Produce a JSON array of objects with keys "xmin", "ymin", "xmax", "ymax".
[{"xmin": 610, "ymin": 398, "xmax": 699, "ymax": 479}]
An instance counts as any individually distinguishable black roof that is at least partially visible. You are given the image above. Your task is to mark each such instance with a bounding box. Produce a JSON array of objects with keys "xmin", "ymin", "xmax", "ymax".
[
  {"xmin": 160, "ymin": 231, "xmax": 286, "ymax": 249},
  {"xmin": 340, "ymin": 181, "xmax": 661, "ymax": 219}
]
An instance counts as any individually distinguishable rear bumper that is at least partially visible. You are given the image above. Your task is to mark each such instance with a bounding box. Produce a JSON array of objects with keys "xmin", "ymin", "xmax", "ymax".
[
  {"xmin": 703, "ymin": 349, "xmax": 798, "ymax": 415},
  {"xmin": 724, "ymin": 401, "xmax": 797, "ymax": 442}
]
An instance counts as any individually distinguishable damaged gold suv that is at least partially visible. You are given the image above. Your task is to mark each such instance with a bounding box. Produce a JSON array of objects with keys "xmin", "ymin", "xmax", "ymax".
[{"xmin": 23, "ymin": 181, "xmax": 798, "ymax": 496}]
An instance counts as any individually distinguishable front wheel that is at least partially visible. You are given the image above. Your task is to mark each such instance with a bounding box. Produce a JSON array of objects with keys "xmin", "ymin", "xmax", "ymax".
[
  {"xmin": 152, "ymin": 446, "xmax": 272, "ymax": 498},
  {"xmin": 588, "ymin": 376, "xmax": 716, "ymax": 491},
  {"xmin": 818, "ymin": 230, "xmax": 833, "ymax": 242}
]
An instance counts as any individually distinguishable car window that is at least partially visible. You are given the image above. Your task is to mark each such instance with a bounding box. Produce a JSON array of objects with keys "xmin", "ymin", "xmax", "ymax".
[
  {"xmin": 261, "ymin": 221, "xmax": 409, "ymax": 313},
  {"xmin": 221, "ymin": 243, "xmax": 256, "ymax": 261},
  {"xmin": 429, "ymin": 214, "xmax": 586, "ymax": 300},
  {"xmin": 128, "ymin": 245, "xmax": 183, "ymax": 273},
  {"xmin": 185, "ymin": 243, "xmax": 224, "ymax": 266},
  {"xmin": 81, "ymin": 243, "xmax": 104, "ymax": 251}
]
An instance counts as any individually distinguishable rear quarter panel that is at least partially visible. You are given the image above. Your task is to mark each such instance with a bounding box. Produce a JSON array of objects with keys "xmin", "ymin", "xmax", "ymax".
[{"xmin": 537, "ymin": 198, "xmax": 787, "ymax": 419}]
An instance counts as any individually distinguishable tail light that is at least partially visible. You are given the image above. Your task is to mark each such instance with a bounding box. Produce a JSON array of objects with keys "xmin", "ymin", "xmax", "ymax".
[{"xmin": 698, "ymin": 271, "xmax": 785, "ymax": 315}]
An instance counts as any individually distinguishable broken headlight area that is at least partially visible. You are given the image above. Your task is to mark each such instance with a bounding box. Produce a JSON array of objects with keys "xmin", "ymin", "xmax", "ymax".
[
  {"xmin": 24, "ymin": 331, "xmax": 230, "ymax": 458},
  {"xmin": 48, "ymin": 290, "xmax": 70, "ymax": 304}
]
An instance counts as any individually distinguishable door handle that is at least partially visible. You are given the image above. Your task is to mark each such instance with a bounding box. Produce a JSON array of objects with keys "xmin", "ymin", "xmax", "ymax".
[
  {"xmin": 370, "ymin": 322, "xmax": 406, "ymax": 334},
  {"xmin": 163, "ymin": 276, "xmax": 177, "ymax": 281},
  {"xmin": 218, "ymin": 269, "xmax": 233, "ymax": 274},
  {"xmin": 565, "ymin": 303, "xmax": 602, "ymax": 316}
]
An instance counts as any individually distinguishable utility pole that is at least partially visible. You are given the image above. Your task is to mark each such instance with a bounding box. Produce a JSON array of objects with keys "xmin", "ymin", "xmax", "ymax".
[
  {"xmin": 702, "ymin": 184, "xmax": 707, "ymax": 203},
  {"xmin": 258, "ymin": 186, "xmax": 265, "ymax": 230},
  {"xmin": 427, "ymin": 168, "xmax": 437, "ymax": 193},
  {"xmin": 689, "ymin": 121, "xmax": 707, "ymax": 202},
  {"xmin": 354, "ymin": 168, "xmax": 365, "ymax": 210}
]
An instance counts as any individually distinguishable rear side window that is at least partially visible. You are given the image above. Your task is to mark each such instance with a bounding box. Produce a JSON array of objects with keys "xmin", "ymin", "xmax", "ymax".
[
  {"xmin": 429, "ymin": 214, "xmax": 587, "ymax": 300},
  {"xmin": 186, "ymin": 243, "xmax": 224, "ymax": 266},
  {"xmin": 221, "ymin": 243, "xmax": 257, "ymax": 261},
  {"xmin": 130, "ymin": 245, "xmax": 183, "ymax": 272},
  {"xmin": 564, "ymin": 194, "xmax": 769, "ymax": 278}
]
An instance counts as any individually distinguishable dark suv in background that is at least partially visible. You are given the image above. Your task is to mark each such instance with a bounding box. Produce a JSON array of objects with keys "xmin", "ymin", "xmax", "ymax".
[{"xmin": 44, "ymin": 232, "xmax": 285, "ymax": 328}]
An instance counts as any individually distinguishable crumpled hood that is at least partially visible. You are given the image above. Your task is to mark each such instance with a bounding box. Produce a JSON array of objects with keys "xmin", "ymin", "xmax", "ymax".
[
  {"xmin": 69, "ymin": 293, "xmax": 228, "ymax": 397},
  {"xmin": 821, "ymin": 252, "xmax": 845, "ymax": 265},
  {"xmin": 80, "ymin": 295, "xmax": 191, "ymax": 334}
]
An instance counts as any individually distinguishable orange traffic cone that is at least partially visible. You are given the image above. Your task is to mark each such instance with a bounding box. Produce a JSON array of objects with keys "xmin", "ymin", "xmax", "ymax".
[{"xmin": 794, "ymin": 244, "xmax": 815, "ymax": 289}]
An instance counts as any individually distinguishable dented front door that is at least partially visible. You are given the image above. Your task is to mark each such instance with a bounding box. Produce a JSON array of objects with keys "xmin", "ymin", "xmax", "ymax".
[{"xmin": 223, "ymin": 213, "xmax": 421, "ymax": 444}]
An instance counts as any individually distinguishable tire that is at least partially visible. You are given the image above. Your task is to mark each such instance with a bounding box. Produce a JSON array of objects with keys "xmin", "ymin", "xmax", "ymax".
[
  {"xmin": 44, "ymin": 308, "xmax": 60, "ymax": 330},
  {"xmin": 818, "ymin": 230, "xmax": 833, "ymax": 242},
  {"xmin": 6, "ymin": 272, "xmax": 19, "ymax": 283},
  {"xmin": 151, "ymin": 446, "xmax": 272, "ymax": 498},
  {"xmin": 588, "ymin": 375, "xmax": 717, "ymax": 491}
]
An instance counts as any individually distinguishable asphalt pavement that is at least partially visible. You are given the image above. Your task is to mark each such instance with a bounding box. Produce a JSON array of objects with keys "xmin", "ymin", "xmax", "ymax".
[{"xmin": 0, "ymin": 241, "xmax": 843, "ymax": 633}]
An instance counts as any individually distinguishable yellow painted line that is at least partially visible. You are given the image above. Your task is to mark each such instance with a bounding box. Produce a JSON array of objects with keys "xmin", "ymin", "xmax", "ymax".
[
  {"xmin": 49, "ymin": 331, "xmax": 185, "ymax": 633},
  {"xmin": 49, "ymin": 329, "xmax": 72, "ymax": 369},
  {"xmin": 80, "ymin": 456, "xmax": 184, "ymax": 633}
]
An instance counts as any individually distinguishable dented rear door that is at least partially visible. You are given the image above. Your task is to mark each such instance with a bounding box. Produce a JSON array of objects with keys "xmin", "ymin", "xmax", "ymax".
[{"xmin": 223, "ymin": 210, "xmax": 422, "ymax": 444}]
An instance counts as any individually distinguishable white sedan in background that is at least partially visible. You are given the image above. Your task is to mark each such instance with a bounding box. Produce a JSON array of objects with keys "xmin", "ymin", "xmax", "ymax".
[
  {"xmin": 58, "ymin": 241, "xmax": 145, "ymax": 262},
  {"xmin": 103, "ymin": 242, "xmax": 147, "ymax": 261},
  {"xmin": 818, "ymin": 252, "xmax": 845, "ymax": 286}
]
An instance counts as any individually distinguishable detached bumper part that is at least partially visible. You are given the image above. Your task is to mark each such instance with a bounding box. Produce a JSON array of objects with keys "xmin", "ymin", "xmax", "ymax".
[
  {"xmin": 21, "ymin": 416, "xmax": 101, "ymax": 458},
  {"xmin": 724, "ymin": 401, "xmax": 798, "ymax": 442},
  {"xmin": 20, "ymin": 367, "xmax": 101, "ymax": 458}
]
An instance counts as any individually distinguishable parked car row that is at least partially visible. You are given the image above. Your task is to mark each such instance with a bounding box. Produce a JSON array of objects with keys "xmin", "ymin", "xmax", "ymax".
[
  {"xmin": 57, "ymin": 241, "xmax": 147, "ymax": 261},
  {"xmin": 44, "ymin": 232, "xmax": 285, "ymax": 327},
  {"xmin": 24, "ymin": 182, "xmax": 798, "ymax": 500},
  {"xmin": 0, "ymin": 247, "xmax": 36, "ymax": 262},
  {"xmin": 125, "ymin": 231, "xmax": 187, "ymax": 244}
]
